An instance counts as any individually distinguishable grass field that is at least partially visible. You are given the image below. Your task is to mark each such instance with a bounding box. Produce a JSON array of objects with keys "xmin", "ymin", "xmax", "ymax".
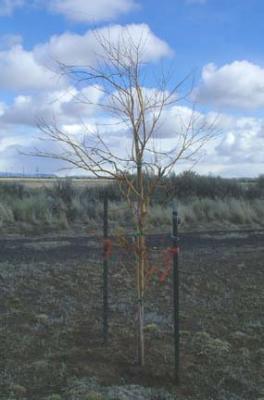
[
  {"xmin": 0, "ymin": 177, "xmax": 110, "ymax": 189},
  {"xmin": 0, "ymin": 178, "xmax": 263, "ymax": 234}
]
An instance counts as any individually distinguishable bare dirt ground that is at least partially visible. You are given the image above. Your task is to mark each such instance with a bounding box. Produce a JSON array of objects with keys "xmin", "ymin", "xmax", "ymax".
[{"xmin": 0, "ymin": 230, "xmax": 263, "ymax": 400}]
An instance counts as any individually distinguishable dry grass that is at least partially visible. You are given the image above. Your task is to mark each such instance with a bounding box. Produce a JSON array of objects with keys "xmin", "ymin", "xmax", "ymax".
[
  {"xmin": 0, "ymin": 177, "xmax": 110, "ymax": 189},
  {"xmin": 0, "ymin": 179, "xmax": 263, "ymax": 234}
]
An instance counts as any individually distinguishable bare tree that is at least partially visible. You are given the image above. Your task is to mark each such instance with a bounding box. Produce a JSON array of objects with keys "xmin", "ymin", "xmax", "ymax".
[{"xmin": 36, "ymin": 28, "xmax": 217, "ymax": 367}]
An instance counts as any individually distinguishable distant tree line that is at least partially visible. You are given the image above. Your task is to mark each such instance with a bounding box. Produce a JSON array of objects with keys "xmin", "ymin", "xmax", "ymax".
[{"xmin": 100, "ymin": 171, "xmax": 264, "ymax": 203}]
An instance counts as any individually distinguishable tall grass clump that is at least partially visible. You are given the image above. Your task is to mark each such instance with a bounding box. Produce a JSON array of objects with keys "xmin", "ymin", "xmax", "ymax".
[
  {"xmin": 0, "ymin": 175, "xmax": 263, "ymax": 232},
  {"xmin": 147, "ymin": 205, "xmax": 171, "ymax": 228},
  {"xmin": 0, "ymin": 202, "xmax": 14, "ymax": 226},
  {"xmin": 11, "ymin": 192, "xmax": 51, "ymax": 224},
  {"xmin": 177, "ymin": 198, "xmax": 264, "ymax": 228}
]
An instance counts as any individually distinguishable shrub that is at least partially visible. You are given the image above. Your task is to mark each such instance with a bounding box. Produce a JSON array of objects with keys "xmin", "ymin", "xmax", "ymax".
[
  {"xmin": 0, "ymin": 182, "xmax": 28, "ymax": 200},
  {"xmin": 47, "ymin": 395, "xmax": 62, "ymax": 400},
  {"xmin": 192, "ymin": 331, "xmax": 231, "ymax": 358},
  {"xmin": 0, "ymin": 178, "xmax": 263, "ymax": 232},
  {"xmin": 148, "ymin": 205, "xmax": 171, "ymax": 227},
  {"xmin": 0, "ymin": 202, "xmax": 14, "ymax": 225},
  {"xmin": 48, "ymin": 179, "xmax": 75, "ymax": 205},
  {"xmin": 85, "ymin": 392, "xmax": 103, "ymax": 400}
]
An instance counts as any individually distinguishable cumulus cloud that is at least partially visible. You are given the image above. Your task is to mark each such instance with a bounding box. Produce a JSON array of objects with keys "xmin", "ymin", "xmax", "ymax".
[
  {"xmin": 0, "ymin": 44, "xmax": 66, "ymax": 91},
  {"xmin": 34, "ymin": 24, "xmax": 172, "ymax": 68},
  {"xmin": 0, "ymin": 34, "xmax": 23, "ymax": 49},
  {"xmin": 47, "ymin": 0, "xmax": 139, "ymax": 23},
  {"xmin": 0, "ymin": 0, "xmax": 138, "ymax": 22},
  {"xmin": 0, "ymin": 84, "xmax": 210, "ymax": 174},
  {"xmin": 216, "ymin": 117, "xmax": 264, "ymax": 164},
  {"xmin": 181, "ymin": 113, "xmax": 264, "ymax": 177},
  {"xmin": 0, "ymin": 23, "xmax": 174, "ymax": 174},
  {"xmin": 0, "ymin": 21, "xmax": 262, "ymax": 176},
  {"xmin": 0, "ymin": 91, "xmax": 263, "ymax": 176},
  {"xmin": 0, "ymin": 0, "xmax": 24, "ymax": 16},
  {"xmin": 133, "ymin": 109, "xmax": 264, "ymax": 176},
  {"xmin": 0, "ymin": 24, "xmax": 171, "ymax": 92},
  {"xmin": 196, "ymin": 60, "xmax": 264, "ymax": 110},
  {"xmin": 0, "ymin": 85, "xmax": 103, "ymax": 126}
]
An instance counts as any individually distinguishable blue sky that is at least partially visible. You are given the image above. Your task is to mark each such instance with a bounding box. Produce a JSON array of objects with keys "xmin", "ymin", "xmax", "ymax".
[{"xmin": 0, "ymin": 0, "xmax": 263, "ymax": 177}]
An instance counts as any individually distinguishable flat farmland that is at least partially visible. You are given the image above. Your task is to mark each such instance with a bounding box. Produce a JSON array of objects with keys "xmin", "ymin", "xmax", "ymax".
[
  {"xmin": 0, "ymin": 177, "xmax": 110, "ymax": 189},
  {"xmin": 0, "ymin": 230, "xmax": 263, "ymax": 400}
]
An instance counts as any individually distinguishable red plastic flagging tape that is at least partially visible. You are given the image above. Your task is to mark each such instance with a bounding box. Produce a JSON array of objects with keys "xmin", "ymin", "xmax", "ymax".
[
  {"xmin": 167, "ymin": 246, "xmax": 180, "ymax": 256},
  {"xmin": 103, "ymin": 239, "xmax": 113, "ymax": 260},
  {"xmin": 145, "ymin": 246, "xmax": 180, "ymax": 284},
  {"xmin": 102, "ymin": 240, "xmax": 180, "ymax": 283},
  {"xmin": 159, "ymin": 246, "xmax": 180, "ymax": 283}
]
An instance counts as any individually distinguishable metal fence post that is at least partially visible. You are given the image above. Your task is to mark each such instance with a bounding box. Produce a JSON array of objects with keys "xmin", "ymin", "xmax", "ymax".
[
  {"xmin": 172, "ymin": 205, "xmax": 180, "ymax": 383},
  {"xmin": 103, "ymin": 191, "xmax": 109, "ymax": 344}
]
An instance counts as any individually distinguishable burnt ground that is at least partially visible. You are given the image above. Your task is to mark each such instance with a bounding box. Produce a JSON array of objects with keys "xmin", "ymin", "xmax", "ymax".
[
  {"xmin": 0, "ymin": 229, "xmax": 263, "ymax": 264},
  {"xmin": 0, "ymin": 230, "xmax": 263, "ymax": 399}
]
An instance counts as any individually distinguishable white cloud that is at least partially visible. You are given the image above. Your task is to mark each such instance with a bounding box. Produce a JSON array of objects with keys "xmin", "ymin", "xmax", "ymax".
[
  {"xmin": 216, "ymin": 116, "xmax": 264, "ymax": 164},
  {"xmin": 0, "ymin": 85, "xmax": 103, "ymax": 126},
  {"xmin": 183, "ymin": 114, "xmax": 264, "ymax": 177},
  {"xmin": 34, "ymin": 24, "xmax": 172, "ymax": 68},
  {"xmin": 0, "ymin": 0, "xmax": 24, "ymax": 16},
  {"xmin": 0, "ymin": 44, "xmax": 66, "ymax": 91},
  {"xmin": 196, "ymin": 60, "xmax": 264, "ymax": 110},
  {"xmin": 0, "ymin": 24, "xmax": 171, "ymax": 92},
  {"xmin": 0, "ymin": 94, "xmax": 263, "ymax": 176},
  {"xmin": 0, "ymin": 101, "xmax": 5, "ymax": 117},
  {"xmin": 0, "ymin": 0, "xmax": 138, "ymax": 22},
  {"xmin": 0, "ymin": 34, "xmax": 23, "ymax": 49},
  {"xmin": 0, "ymin": 21, "xmax": 262, "ymax": 176},
  {"xmin": 137, "ymin": 109, "xmax": 264, "ymax": 176},
  {"xmin": 47, "ymin": 0, "xmax": 138, "ymax": 23}
]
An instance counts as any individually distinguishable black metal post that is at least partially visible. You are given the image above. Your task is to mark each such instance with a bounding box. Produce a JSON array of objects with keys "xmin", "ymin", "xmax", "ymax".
[
  {"xmin": 103, "ymin": 191, "xmax": 109, "ymax": 344},
  {"xmin": 172, "ymin": 206, "xmax": 180, "ymax": 383}
]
